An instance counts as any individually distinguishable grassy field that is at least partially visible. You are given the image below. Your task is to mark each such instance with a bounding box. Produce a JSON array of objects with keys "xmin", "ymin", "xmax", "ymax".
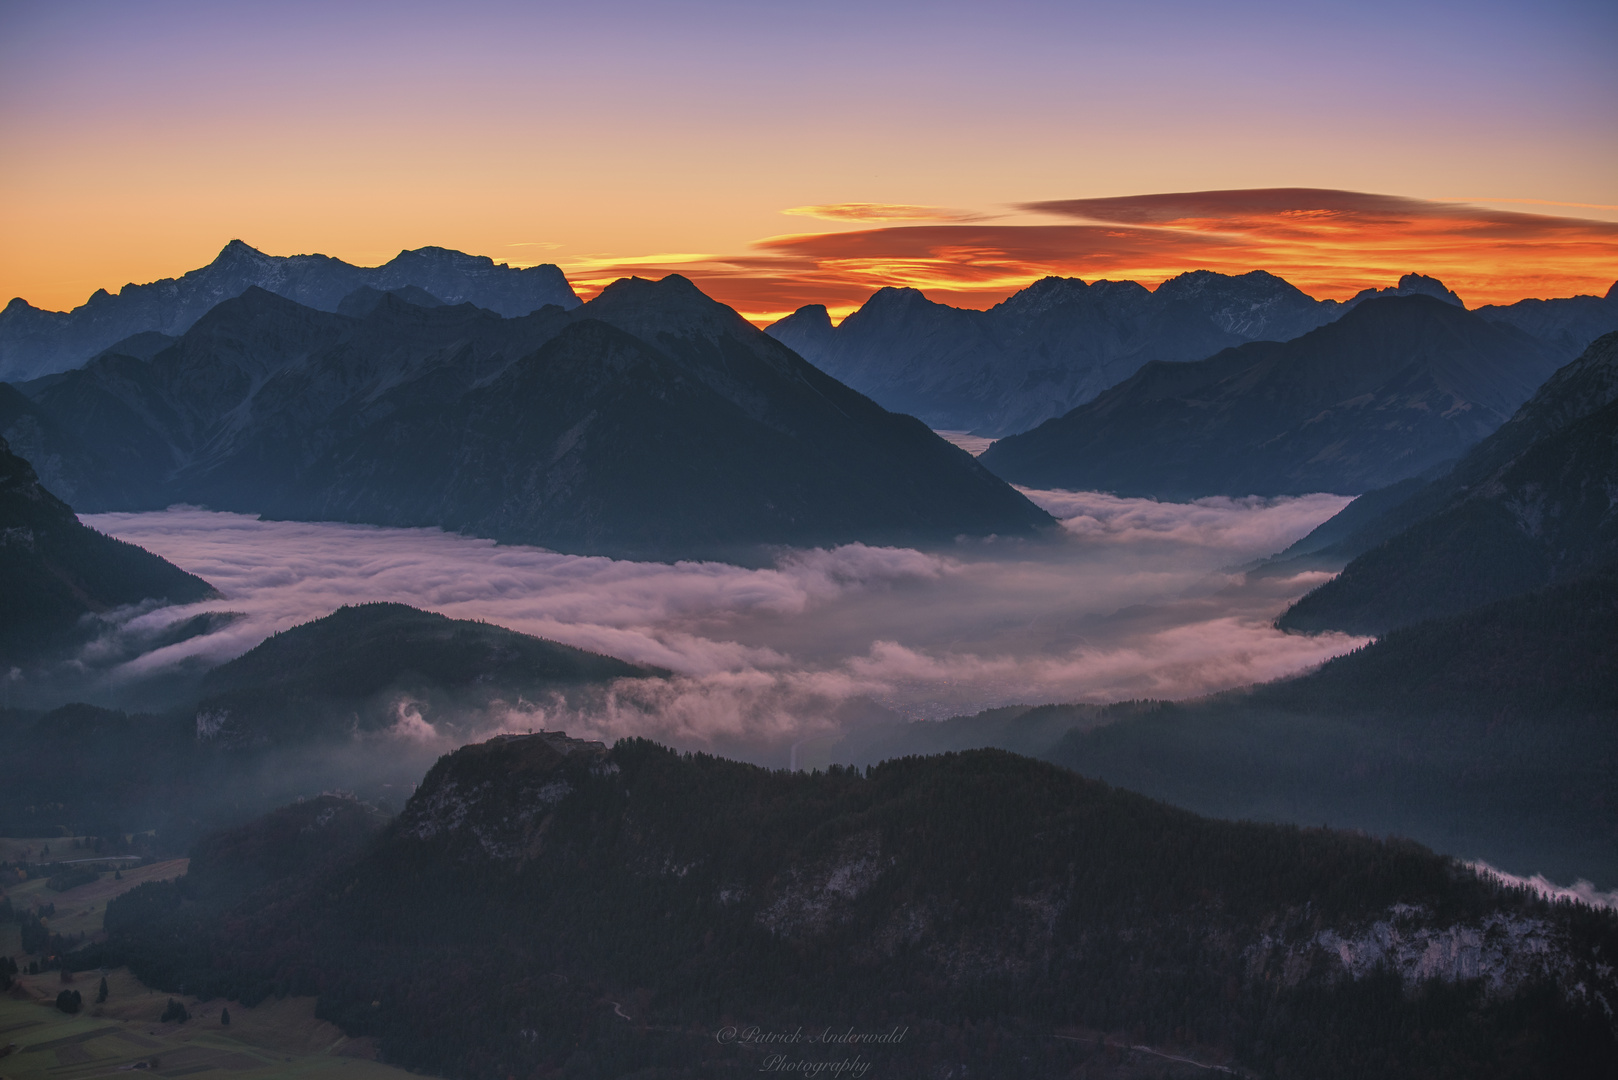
[
  {"xmin": 6, "ymin": 859, "xmax": 189, "ymax": 941},
  {"xmin": 2, "ymin": 842, "xmax": 423, "ymax": 1080},
  {"xmin": 0, "ymin": 968, "xmax": 419, "ymax": 1080}
]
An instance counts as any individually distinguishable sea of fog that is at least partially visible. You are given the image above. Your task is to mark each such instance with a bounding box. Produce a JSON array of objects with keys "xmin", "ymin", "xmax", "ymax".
[{"xmin": 73, "ymin": 488, "xmax": 1364, "ymax": 765}]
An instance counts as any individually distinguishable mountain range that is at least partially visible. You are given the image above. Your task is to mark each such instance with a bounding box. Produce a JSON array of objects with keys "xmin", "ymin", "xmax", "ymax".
[
  {"xmin": 1, "ymin": 277, "xmax": 1054, "ymax": 560},
  {"xmin": 980, "ymin": 295, "xmax": 1566, "ymax": 498},
  {"xmin": 0, "ymin": 240, "xmax": 580, "ymax": 383},
  {"xmin": 820, "ymin": 334, "xmax": 1618, "ymax": 885},
  {"xmin": 769, "ymin": 271, "xmax": 1618, "ymax": 437},
  {"xmin": 1279, "ymin": 330, "xmax": 1618, "ymax": 633}
]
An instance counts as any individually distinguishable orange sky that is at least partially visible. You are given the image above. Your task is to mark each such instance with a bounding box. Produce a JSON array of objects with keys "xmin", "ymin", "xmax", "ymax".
[
  {"xmin": 565, "ymin": 189, "xmax": 1618, "ymax": 323},
  {"xmin": 2, "ymin": 3, "xmax": 1614, "ymax": 323}
]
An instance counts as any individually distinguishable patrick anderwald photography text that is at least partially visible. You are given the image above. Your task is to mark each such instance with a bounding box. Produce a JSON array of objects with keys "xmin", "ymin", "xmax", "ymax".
[{"xmin": 717, "ymin": 1026, "xmax": 909, "ymax": 1047}]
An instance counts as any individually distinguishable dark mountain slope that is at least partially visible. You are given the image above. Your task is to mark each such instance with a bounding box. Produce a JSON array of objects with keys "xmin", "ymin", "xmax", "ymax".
[
  {"xmin": 9, "ymin": 275, "xmax": 1053, "ymax": 559},
  {"xmin": 769, "ymin": 270, "xmax": 1346, "ymax": 436},
  {"xmin": 0, "ymin": 382, "xmax": 123, "ymax": 507},
  {"xmin": 296, "ymin": 281, "xmax": 1054, "ymax": 557},
  {"xmin": 0, "ymin": 240, "xmax": 579, "ymax": 382},
  {"xmin": 1280, "ymin": 331, "xmax": 1618, "ymax": 633},
  {"xmin": 981, "ymin": 295, "xmax": 1562, "ymax": 497},
  {"xmin": 103, "ymin": 739, "xmax": 1618, "ymax": 1080},
  {"xmin": 335, "ymin": 284, "xmax": 444, "ymax": 317},
  {"xmin": 0, "ymin": 436, "xmax": 215, "ymax": 663},
  {"xmin": 12, "ymin": 288, "xmax": 575, "ymax": 510},
  {"xmin": 1047, "ymin": 576, "xmax": 1618, "ymax": 888},
  {"xmin": 193, "ymin": 602, "xmax": 663, "ymax": 748}
]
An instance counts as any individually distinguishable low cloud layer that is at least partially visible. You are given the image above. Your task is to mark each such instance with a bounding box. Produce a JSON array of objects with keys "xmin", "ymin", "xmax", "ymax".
[{"xmin": 80, "ymin": 489, "xmax": 1359, "ymax": 763}]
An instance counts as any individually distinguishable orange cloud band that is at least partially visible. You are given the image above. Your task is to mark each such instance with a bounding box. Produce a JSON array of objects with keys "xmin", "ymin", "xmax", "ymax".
[{"xmin": 573, "ymin": 188, "xmax": 1618, "ymax": 323}]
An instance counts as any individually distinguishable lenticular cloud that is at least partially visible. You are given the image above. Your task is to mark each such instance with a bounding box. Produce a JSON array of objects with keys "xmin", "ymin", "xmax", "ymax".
[{"xmin": 82, "ymin": 488, "xmax": 1360, "ymax": 758}]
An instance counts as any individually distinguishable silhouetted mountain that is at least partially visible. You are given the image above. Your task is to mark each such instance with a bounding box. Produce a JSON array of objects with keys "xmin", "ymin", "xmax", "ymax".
[
  {"xmin": 0, "ymin": 436, "xmax": 215, "ymax": 664},
  {"xmin": 101, "ymin": 739, "xmax": 1618, "ymax": 1079},
  {"xmin": 6, "ymin": 277, "xmax": 1053, "ymax": 560},
  {"xmin": 980, "ymin": 295, "xmax": 1563, "ymax": 498},
  {"xmin": 769, "ymin": 269, "xmax": 1345, "ymax": 435},
  {"xmin": 1349, "ymin": 272, "xmax": 1465, "ymax": 307},
  {"xmin": 769, "ymin": 273, "xmax": 1618, "ymax": 439},
  {"xmin": 0, "ymin": 240, "xmax": 579, "ymax": 381},
  {"xmin": 1476, "ymin": 281, "xmax": 1618, "ymax": 359},
  {"xmin": 193, "ymin": 602, "xmax": 664, "ymax": 748},
  {"xmin": 334, "ymin": 284, "xmax": 444, "ymax": 317},
  {"xmin": 1278, "ymin": 331, "xmax": 1618, "ymax": 634}
]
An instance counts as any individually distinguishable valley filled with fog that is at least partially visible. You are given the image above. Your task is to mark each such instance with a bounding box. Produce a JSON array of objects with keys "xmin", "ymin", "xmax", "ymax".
[{"xmin": 73, "ymin": 488, "xmax": 1360, "ymax": 765}]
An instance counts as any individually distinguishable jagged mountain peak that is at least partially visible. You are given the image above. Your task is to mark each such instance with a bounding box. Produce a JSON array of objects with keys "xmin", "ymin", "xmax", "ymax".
[
  {"xmin": 216, "ymin": 238, "xmax": 265, "ymax": 258},
  {"xmin": 1351, "ymin": 273, "xmax": 1465, "ymax": 308},
  {"xmin": 1156, "ymin": 267, "xmax": 1303, "ymax": 297}
]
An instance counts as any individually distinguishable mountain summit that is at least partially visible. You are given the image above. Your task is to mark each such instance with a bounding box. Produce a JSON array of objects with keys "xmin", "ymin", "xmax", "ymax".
[
  {"xmin": 8, "ymin": 276, "xmax": 1054, "ymax": 560},
  {"xmin": 0, "ymin": 241, "xmax": 580, "ymax": 382}
]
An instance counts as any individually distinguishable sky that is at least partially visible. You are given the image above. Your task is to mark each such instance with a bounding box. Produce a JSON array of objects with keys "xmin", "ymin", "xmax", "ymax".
[
  {"xmin": 2, "ymin": 0, "xmax": 1615, "ymax": 321},
  {"xmin": 77, "ymin": 489, "xmax": 1361, "ymax": 764}
]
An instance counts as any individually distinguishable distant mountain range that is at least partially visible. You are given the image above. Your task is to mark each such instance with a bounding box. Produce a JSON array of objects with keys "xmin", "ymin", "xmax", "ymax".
[
  {"xmin": 981, "ymin": 295, "xmax": 1565, "ymax": 497},
  {"xmin": 0, "ymin": 240, "xmax": 580, "ymax": 383},
  {"xmin": 768, "ymin": 271, "xmax": 1618, "ymax": 437},
  {"xmin": 1, "ymin": 277, "xmax": 1054, "ymax": 560},
  {"xmin": 0, "ymin": 435, "xmax": 215, "ymax": 664},
  {"xmin": 1278, "ymin": 330, "xmax": 1618, "ymax": 634}
]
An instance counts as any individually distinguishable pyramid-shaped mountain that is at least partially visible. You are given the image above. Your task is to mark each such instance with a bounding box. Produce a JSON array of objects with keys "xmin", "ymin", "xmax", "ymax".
[{"xmin": 8, "ymin": 278, "xmax": 1054, "ymax": 560}]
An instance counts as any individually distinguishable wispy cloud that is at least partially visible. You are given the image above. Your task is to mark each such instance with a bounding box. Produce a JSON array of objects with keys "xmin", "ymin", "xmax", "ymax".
[{"xmin": 781, "ymin": 203, "xmax": 986, "ymax": 223}]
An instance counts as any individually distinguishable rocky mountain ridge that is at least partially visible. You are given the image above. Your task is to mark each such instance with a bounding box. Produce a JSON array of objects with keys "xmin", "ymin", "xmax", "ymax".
[
  {"xmin": 980, "ymin": 295, "xmax": 1565, "ymax": 498},
  {"xmin": 0, "ymin": 240, "xmax": 580, "ymax": 382},
  {"xmin": 769, "ymin": 271, "xmax": 1618, "ymax": 437},
  {"xmin": 2, "ymin": 276, "xmax": 1054, "ymax": 560}
]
